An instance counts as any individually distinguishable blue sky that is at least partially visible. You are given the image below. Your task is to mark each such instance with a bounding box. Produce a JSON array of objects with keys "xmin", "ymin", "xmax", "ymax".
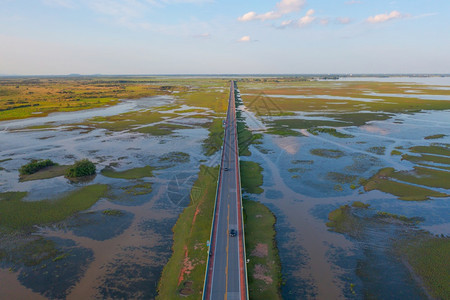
[{"xmin": 1, "ymin": 0, "xmax": 449, "ymax": 75}]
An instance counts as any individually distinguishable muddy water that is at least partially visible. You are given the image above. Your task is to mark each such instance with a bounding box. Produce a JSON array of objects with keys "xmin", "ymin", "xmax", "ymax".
[
  {"xmin": 237, "ymin": 85, "xmax": 450, "ymax": 298},
  {"xmin": 0, "ymin": 96, "xmax": 216, "ymax": 298}
]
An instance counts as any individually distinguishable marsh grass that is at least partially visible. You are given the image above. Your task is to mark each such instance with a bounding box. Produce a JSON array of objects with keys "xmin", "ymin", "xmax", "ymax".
[
  {"xmin": 240, "ymin": 161, "xmax": 264, "ymax": 194},
  {"xmin": 202, "ymin": 118, "xmax": 224, "ymax": 156},
  {"xmin": 398, "ymin": 236, "xmax": 450, "ymax": 299},
  {"xmin": 19, "ymin": 165, "xmax": 70, "ymax": 181},
  {"xmin": 308, "ymin": 127, "xmax": 354, "ymax": 138},
  {"xmin": 402, "ymin": 154, "xmax": 450, "ymax": 165},
  {"xmin": 310, "ymin": 148, "xmax": 345, "ymax": 158},
  {"xmin": 0, "ymin": 184, "xmax": 108, "ymax": 231},
  {"xmin": 122, "ymin": 182, "xmax": 153, "ymax": 195},
  {"xmin": 101, "ymin": 166, "xmax": 154, "ymax": 179},
  {"xmin": 19, "ymin": 159, "xmax": 56, "ymax": 175},
  {"xmin": 135, "ymin": 123, "xmax": 191, "ymax": 136},
  {"xmin": 326, "ymin": 205, "xmax": 363, "ymax": 237},
  {"xmin": 363, "ymin": 168, "xmax": 448, "ymax": 201},
  {"xmin": 424, "ymin": 134, "xmax": 446, "ymax": 140}
]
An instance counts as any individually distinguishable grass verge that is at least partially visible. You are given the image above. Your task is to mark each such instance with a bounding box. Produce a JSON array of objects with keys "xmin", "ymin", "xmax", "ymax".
[
  {"xmin": 240, "ymin": 161, "xmax": 264, "ymax": 194},
  {"xmin": 157, "ymin": 165, "xmax": 219, "ymax": 299},
  {"xmin": 243, "ymin": 198, "xmax": 282, "ymax": 299}
]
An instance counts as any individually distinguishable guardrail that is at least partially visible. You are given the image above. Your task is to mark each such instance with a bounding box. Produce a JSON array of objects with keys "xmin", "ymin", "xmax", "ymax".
[{"xmin": 233, "ymin": 82, "xmax": 250, "ymax": 300}]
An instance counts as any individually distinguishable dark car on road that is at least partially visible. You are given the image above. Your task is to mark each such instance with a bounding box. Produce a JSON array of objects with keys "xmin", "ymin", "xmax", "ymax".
[{"xmin": 229, "ymin": 229, "xmax": 237, "ymax": 237}]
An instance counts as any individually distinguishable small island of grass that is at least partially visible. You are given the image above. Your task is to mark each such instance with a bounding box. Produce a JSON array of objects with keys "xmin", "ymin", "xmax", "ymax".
[
  {"xmin": 19, "ymin": 159, "xmax": 56, "ymax": 175},
  {"xmin": 66, "ymin": 159, "xmax": 96, "ymax": 178}
]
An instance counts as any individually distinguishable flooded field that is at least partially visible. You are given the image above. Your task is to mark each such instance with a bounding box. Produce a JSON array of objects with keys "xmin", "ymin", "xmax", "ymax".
[
  {"xmin": 1, "ymin": 76, "xmax": 449, "ymax": 299},
  {"xmin": 236, "ymin": 77, "xmax": 450, "ymax": 299},
  {"xmin": 0, "ymin": 78, "xmax": 228, "ymax": 298}
]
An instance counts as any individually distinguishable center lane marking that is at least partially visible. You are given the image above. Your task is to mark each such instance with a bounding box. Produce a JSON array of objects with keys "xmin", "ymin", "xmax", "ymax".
[{"xmin": 225, "ymin": 203, "xmax": 230, "ymax": 300}]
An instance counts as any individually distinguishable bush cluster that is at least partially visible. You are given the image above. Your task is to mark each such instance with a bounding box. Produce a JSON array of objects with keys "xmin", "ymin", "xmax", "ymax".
[
  {"xmin": 19, "ymin": 159, "xmax": 56, "ymax": 175},
  {"xmin": 66, "ymin": 159, "xmax": 96, "ymax": 178}
]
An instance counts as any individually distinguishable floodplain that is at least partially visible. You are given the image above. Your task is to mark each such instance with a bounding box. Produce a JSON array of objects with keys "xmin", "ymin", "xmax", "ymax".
[{"xmin": 0, "ymin": 75, "xmax": 449, "ymax": 299}]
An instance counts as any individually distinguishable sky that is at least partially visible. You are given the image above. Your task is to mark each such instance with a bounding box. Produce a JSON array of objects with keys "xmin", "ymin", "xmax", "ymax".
[{"xmin": 1, "ymin": 0, "xmax": 449, "ymax": 75}]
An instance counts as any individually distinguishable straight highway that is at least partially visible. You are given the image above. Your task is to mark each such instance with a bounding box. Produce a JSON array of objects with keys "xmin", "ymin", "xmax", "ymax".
[{"xmin": 203, "ymin": 81, "xmax": 248, "ymax": 300}]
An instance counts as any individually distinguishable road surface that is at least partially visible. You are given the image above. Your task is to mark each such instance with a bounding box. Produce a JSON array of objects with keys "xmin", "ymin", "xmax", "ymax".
[{"xmin": 203, "ymin": 81, "xmax": 248, "ymax": 300}]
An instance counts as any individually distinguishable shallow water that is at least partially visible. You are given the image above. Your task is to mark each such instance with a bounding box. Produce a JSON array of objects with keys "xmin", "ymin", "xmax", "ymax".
[
  {"xmin": 334, "ymin": 76, "xmax": 450, "ymax": 86},
  {"xmin": 236, "ymin": 86, "xmax": 450, "ymax": 299},
  {"xmin": 0, "ymin": 96, "xmax": 216, "ymax": 298}
]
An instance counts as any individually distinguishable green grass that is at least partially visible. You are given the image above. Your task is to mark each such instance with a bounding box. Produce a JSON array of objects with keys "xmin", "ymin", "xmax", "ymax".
[
  {"xmin": 157, "ymin": 165, "xmax": 219, "ymax": 299},
  {"xmin": 326, "ymin": 205, "xmax": 363, "ymax": 237},
  {"xmin": 402, "ymin": 153, "xmax": 450, "ymax": 165},
  {"xmin": 367, "ymin": 146, "xmax": 386, "ymax": 155},
  {"xmin": 202, "ymin": 118, "xmax": 224, "ymax": 156},
  {"xmin": 19, "ymin": 159, "xmax": 56, "ymax": 175},
  {"xmin": 424, "ymin": 134, "xmax": 446, "ymax": 140},
  {"xmin": 391, "ymin": 150, "xmax": 402, "ymax": 156},
  {"xmin": 158, "ymin": 152, "xmax": 190, "ymax": 163},
  {"xmin": 392, "ymin": 167, "xmax": 450, "ymax": 189},
  {"xmin": 101, "ymin": 166, "xmax": 154, "ymax": 179},
  {"xmin": 102, "ymin": 209, "xmax": 124, "ymax": 216},
  {"xmin": 351, "ymin": 201, "xmax": 370, "ymax": 208},
  {"xmin": 0, "ymin": 184, "xmax": 108, "ymax": 231},
  {"xmin": 19, "ymin": 165, "xmax": 70, "ymax": 181},
  {"xmin": 307, "ymin": 127, "xmax": 354, "ymax": 138},
  {"xmin": 66, "ymin": 159, "xmax": 96, "ymax": 178},
  {"xmin": 266, "ymin": 127, "xmax": 302, "ymax": 137},
  {"xmin": 135, "ymin": 123, "xmax": 191, "ymax": 136},
  {"xmin": 410, "ymin": 145, "xmax": 450, "ymax": 156},
  {"xmin": 237, "ymin": 120, "xmax": 262, "ymax": 156},
  {"xmin": 240, "ymin": 161, "xmax": 264, "ymax": 194},
  {"xmin": 122, "ymin": 182, "xmax": 153, "ymax": 195},
  {"xmin": 0, "ymin": 237, "xmax": 61, "ymax": 267},
  {"xmin": 243, "ymin": 199, "xmax": 281, "ymax": 300},
  {"xmin": 399, "ymin": 236, "xmax": 450, "ymax": 299},
  {"xmin": 326, "ymin": 172, "xmax": 357, "ymax": 184},
  {"xmin": 310, "ymin": 148, "xmax": 345, "ymax": 158},
  {"xmin": 375, "ymin": 212, "xmax": 422, "ymax": 224},
  {"xmin": 363, "ymin": 168, "xmax": 448, "ymax": 201}
]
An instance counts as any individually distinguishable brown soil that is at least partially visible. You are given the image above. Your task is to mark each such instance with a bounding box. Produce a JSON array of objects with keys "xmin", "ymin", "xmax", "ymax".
[
  {"xmin": 251, "ymin": 243, "xmax": 268, "ymax": 258},
  {"xmin": 253, "ymin": 264, "xmax": 273, "ymax": 284},
  {"xmin": 179, "ymin": 281, "xmax": 194, "ymax": 296}
]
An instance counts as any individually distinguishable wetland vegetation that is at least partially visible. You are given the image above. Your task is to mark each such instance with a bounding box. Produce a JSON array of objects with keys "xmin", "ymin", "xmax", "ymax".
[{"xmin": 1, "ymin": 75, "xmax": 449, "ymax": 299}]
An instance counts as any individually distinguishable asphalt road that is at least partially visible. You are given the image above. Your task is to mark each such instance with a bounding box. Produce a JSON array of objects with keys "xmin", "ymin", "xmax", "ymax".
[{"xmin": 204, "ymin": 81, "xmax": 247, "ymax": 300}]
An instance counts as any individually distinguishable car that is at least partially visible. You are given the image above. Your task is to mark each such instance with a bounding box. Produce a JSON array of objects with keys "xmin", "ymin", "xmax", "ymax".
[
  {"xmin": 224, "ymin": 167, "xmax": 229, "ymax": 171},
  {"xmin": 229, "ymin": 229, "xmax": 237, "ymax": 237}
]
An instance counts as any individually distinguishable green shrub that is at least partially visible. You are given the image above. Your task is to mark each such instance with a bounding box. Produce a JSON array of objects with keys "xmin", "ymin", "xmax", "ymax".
[
  {"xmin": 19, "ymin": 159, "xmax": 56, "ymax": 175},
  {"xmin": 66, "ymin": 159, "xmax": 96, "ymax": 178}
]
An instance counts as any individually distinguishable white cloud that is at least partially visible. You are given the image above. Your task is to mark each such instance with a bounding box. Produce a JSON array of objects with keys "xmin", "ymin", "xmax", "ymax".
[
  {"xmin": 320, "ymin": 18, "xmax": 329, "ymax": 25},
  {"xmin": 238, "ymin": 35, "xmax": 251, "ymax": 42},
  {"xmin": 193, "ymin": 32, "xmax": 211, "ymax": 39},
  {"xmin": 277, "ymin": 9, "xmax": 316, "ymax": 28},
  {"xmin": 366, "ymin": 10, "xmax": 406, "ymax": 23},
  {"xmin": 297, "ymin": 9, "xmax": 315, "ymax": 26},
  {"xmin": 238, "ymin": 0, "xmax": 305, "ymax": 22},
  {"xmin": 336, "ymin": 17, "xmax": 351, "ymax": 24},
  {"xmin": 276, "ymin": 0, "xmax": 306, "ymax": 14}
]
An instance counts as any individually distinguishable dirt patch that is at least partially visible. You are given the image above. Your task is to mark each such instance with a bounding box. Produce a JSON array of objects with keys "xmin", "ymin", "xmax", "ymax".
[
  {"xmin": 251, "ymin": 243, "xmax": 268, "ymax": 258},
  {"xmin": 177, "ymin": 246, "xmax": 194, "ymax": 286},
  {"xmin": 179, "ymin": 281, "xmax": 194, "ymax": 296},
  {"xmin": 253, "ymin": 264, "xmax": 273, "ymax": 284}
]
